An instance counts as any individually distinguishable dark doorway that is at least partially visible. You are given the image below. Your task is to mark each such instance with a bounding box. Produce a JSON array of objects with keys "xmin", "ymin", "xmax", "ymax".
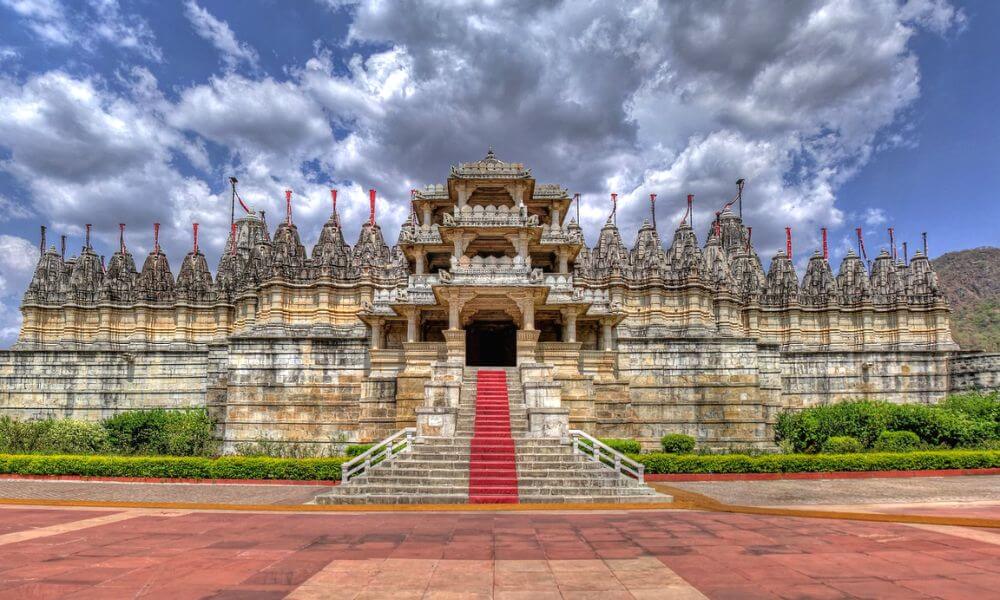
[{"xmin": 466, "ymin": 321, "xmax": 517, "ymax": 366}]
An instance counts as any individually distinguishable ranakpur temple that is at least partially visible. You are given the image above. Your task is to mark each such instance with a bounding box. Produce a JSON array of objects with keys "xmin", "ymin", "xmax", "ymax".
[{"xmin": 3, "ymin": 151, "xmax": 995, "ymax": 473}]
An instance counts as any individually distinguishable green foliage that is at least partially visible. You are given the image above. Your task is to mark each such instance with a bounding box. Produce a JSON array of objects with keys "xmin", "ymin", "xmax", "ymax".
[
  {"xmin": 873, "ymin": 430, "xmax": 921, "ymax": 452},
  {"xmin": 234, "ymin": 438, "xmax": 339, "ymax": 458},
  {"xmin": 345, "ymin": 443, "xmax": 375, "ymax": 458},
  {"xmin": 0, "ymin": 454, "xmax": 345, "ymax": 481},
  {"xmin": 660, "ymin": 434, "xmax": 696, "ymax": 454},
  {"xmin": 635, "ymin": 450, "xmax": 1000, "ymax": 474},
  {"xmin": 599, "ymin": 438, "xmax": 642, "ymax": 454},
  {"xmin": 37, "ymin": 420, "xmax": 109, "ymax": 454},
  {"xmin": 776, "ymin": 397, "xmax": 1000, "ymax": 453},
  {"xmin": 102, "ymin": 409, "xmax": 215, "ymax": 456},
  {"xmin": 821, "ymin": 436, "xmax": 863, "ymax": 454}
]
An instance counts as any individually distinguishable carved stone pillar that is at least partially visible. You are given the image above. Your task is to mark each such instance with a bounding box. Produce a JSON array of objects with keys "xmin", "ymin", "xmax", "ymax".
[
  {"xmin": 562, "ymin": 308, "xmax": 577, "ymax": 342},
  {"xmin": 601, "ymin": 320, "xmax": 614, "ymax": 351},
  {"xmin": 517, "ymin": 329, "xmax": 540, "ymax": 366},
  {"xmin": 422, "ymin": 204, "xmax": 432, "ymax": 227},
  {"xmin": 558, "ymin": 249, "xmax": 568, "ymax": 274},
  {"xmin": 442, "ymin": 329, "xmax": 465, "ymax": 364},
  {"xmin": 369, "ymin": 319, "xmax": 383, "ymax": 350},
  {"xmin": 415, "ymin": 250, "xmax": 425, "ymax": 275},
  {"xmin": 406, "ymin": 309, "xmax": 419, "ymax": 343}
]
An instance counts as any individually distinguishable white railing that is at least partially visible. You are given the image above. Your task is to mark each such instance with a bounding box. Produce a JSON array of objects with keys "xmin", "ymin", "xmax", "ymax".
[
  {"xmin": 569, "ymin": 429, "xmax": 645, "ymax": 483},
  {"xmin": 342, "ymin": 428, "xmax": 415, "ymax": 484}
]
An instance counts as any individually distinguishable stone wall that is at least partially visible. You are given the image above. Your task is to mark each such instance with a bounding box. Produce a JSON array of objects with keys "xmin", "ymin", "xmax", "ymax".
[
  {"xmin": 779, "ymin": 350, "xmax": 952, "ymax": 408},
  {"xmin": 613, "ymin": 336, "xmax": 781, "ymax": 451},
  {"xmin": 220, "ymin": 334, "xmax": 369, "ymax": 453},
  {"xmin": 949, "ymin": 352, "xmax": 1000, "ymax": 393},
  {"xmin": 0, "ymin": 349, "xmax": 210, "ymax": 421}
]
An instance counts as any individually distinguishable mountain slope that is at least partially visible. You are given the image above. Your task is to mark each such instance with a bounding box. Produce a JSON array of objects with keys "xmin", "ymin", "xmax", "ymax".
[{"xmin": 933, "ymin": 247, "xmax": 1000, "ymax": 351}]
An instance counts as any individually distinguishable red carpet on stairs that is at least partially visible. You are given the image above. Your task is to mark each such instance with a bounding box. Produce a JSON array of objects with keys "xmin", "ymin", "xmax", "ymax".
[{"xmin": 468, "ymin": 370, "xmax": 519, "ymax": 504}]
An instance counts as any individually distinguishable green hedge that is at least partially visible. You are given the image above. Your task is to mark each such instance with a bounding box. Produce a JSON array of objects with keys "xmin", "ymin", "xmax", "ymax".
[
  {"xmin": 634, "ymin": 450, "xmax": 1000, "ymax": 474},
  {"xmin": 660, "ymin": 434, "xmax": 696, "ymax": 454},
  {"xmin": 775, "ymin": 396, "xmax": 999, "ymax": 453},
  {"xmin": 821, "ymin": 436, "xmax": 863, "ymax": 454},
  {"xmin": 0, "ymin": 454, "xmax": 346, "ymax": 481},
  {"xmin": 599, "ymin": 438, "xmax": 642, "ymax": 454}
]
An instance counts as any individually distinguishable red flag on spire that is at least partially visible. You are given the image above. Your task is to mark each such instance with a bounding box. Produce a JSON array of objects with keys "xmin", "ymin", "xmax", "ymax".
[
  {"xmin": 785, "ymin": 227, "xmax": 792, "ymax": 259},
  {"xmin": 192, "ymin": 223, "xmax": 199, "ymax": 254},
  {"xmin": 369, "ymin": 189, "xmax": 376, "ymax": 225},
  {"xmin": 284, "ymin": 190, "xmax": 293, "ymax": 225},
  {"xmin": 153, "ymin": 223, "xmax": 160, "ymax": 253}
]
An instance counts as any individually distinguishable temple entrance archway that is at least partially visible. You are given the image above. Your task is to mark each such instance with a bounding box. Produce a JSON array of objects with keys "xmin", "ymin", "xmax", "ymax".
[{"xmin": 466, "ymin": 321, "xmax": 517, "ymax": 366}]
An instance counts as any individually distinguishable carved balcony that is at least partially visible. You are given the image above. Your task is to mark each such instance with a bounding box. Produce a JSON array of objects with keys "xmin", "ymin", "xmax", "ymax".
[{"xmin": 442, "ymin": 204, "xmax": 539, "ymax": 228}]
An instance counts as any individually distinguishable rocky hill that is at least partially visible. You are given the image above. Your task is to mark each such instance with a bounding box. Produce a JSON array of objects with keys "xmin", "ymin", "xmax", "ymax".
[{"xmin": 933, "ymin": 247, "xmax": 1000, "ymax": 351}]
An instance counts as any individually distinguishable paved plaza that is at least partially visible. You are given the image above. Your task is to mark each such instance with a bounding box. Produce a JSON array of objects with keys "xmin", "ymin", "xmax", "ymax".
[{"xmin": 0, "ymin": 476, "xmax": 995, "ymax": 598}]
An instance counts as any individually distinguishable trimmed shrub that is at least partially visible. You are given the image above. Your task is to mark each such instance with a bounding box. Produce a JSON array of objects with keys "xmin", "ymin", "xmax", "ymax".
[
  {"xmin": 599, "ymin": 438, "xmax": 642, "ymax": 454},
  {"xmin": 346, "ymin": 443, "xmax": 375, "ymax": 458},
  {"xmin": 636, "ymin": 450, "xmax": 1000, "ymax": 474},
  {"xmin": 775, "ymin": 401, "xmax": 889, "ymax": 452},
  {"xmin": 661, "ymin": 434, "xmax": 696, "ymax": 454},
  {"xmin": 874, "ymin": 430, "xmax": 921, "ymax": 453},
  {"xmin": 821, "ymin": 436, "xmax": 863, "ymax": 454},
  {"xmin": 162, "ymin": 410, "xmax": 216, "ymax": 457},
  {"xmin": 0, "ymin": 454, "xmax": 346, "ymax": 481}
]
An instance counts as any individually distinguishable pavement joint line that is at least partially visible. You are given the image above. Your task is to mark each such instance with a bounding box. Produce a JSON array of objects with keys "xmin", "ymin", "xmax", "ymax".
[
  {"xmin": 0, "ymin": 508, "xmax": 188, "ymax": 546},
  {"xmin": 650, "ymin": 483, "xmax": 1000, "ymax": 530}
]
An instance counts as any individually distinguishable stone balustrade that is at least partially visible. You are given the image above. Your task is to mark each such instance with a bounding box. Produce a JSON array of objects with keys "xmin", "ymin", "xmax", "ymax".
[{"xmin": 442, "ymin": 204, "xmax": 539, "ymax": 227}]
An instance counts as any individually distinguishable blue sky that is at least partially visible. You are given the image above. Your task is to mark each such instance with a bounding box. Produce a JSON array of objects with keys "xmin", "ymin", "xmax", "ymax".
[{"xmin": 0, "ymin": 0, "xmax": 995, "ymax": 347}]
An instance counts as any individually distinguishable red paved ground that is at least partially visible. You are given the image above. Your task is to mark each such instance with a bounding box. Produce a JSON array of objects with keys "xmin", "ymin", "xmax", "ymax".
[{"xmin": 0, "ymin": 507, "xmax": 996, "ymax": 598}]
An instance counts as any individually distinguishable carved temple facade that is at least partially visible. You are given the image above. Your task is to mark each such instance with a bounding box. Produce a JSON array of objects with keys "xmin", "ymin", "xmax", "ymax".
[{"xmin": 2, "ymin": 151, "xmax": 990, "ymax": 451}]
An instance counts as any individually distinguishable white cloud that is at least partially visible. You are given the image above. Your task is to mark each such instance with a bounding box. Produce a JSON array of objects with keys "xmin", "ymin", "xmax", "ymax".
[
  {"xmin": 0, "ymin": 234, "xmax": 40, "ymax": 346},
  {"xmin": 183, "ymin": 0, "xmax": 258, "ymax": 71},
  {"xmin": 0, "ymin": 0, "xmax": 161, "ymax": 59}
]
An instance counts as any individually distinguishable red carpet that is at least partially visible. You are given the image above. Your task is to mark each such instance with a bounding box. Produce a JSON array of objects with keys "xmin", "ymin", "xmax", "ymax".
[{"xmin": 468, "ymin": 370, "xmax": 519, "ymax": 504}]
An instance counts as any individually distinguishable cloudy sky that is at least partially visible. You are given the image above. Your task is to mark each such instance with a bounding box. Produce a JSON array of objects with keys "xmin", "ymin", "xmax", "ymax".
[{"xmin": 0, "ymin": 0, "xmax": 996, "ymax": 346}]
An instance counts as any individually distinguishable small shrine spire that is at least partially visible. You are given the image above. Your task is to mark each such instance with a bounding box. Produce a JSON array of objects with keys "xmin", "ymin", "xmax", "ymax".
[
  {"xmin": 192, "ymin": 223, "xmax": 199, "ymax": 254},
  {"xmin": 285, "ymin": 189, "xmax": 293, "ymax": 225},
  {"xmin": 369, "ymin": 189, "xmax": 376, "ymax": 225},
  {"xmin": 153, "ymin": 223, "xmax": 160, "ymax": 253}
]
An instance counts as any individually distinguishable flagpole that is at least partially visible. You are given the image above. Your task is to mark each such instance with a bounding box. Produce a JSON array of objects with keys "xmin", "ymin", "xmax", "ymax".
[{"xmin": 229, "ymin": 176, "xmax": 238, "ymax": 236}]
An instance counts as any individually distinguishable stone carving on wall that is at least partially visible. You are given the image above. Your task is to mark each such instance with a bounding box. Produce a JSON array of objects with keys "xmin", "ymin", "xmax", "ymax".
[
  {"xmin": 176, "ymin": 249, "xmax": 215, "ymax": 304},
  {"xmin": 629, "ymin": 220, "xmax": 666, "ymax": 281},
  {"xmin": 799, "ymin": 251, "xmax": 838, "ymax": 307},
  {"xmin": 761, "ymin": 250, "xmax": 799, "ymax": 307},
  {"xmin": 64, "ymin": 246, "xmax": 103, "ymax": 305},
  {"xmin": 24, "ymin": 247, "xmax": 66, "ymax": 305},
  {"xmin": 136, "ymin": 248, "xmax": 175, "ymax": 304},
  {"xmin": 836, "ymin": 249, "xmax": 871, "ymax": 306},
  {"xmin": 905, "ymin": 251, "xmax": 942, "ymax": 305},
  {"xmin": 270, "ymin": 222, "xmax": 308, "ymax": 282},
  {"xmin": 701, "ymin": 226, "xmax": 734, "ymax": 291},
  {"xmin": 588, "ymin": 219, "xmax": 629, "ymax": 280},
  {"xmin": 870, "ymin": 249, "xmax": 906, "ymax": 307},
  {"xmin": 662, "ymin": 222, "xmax": 705, "ymax": 283}
]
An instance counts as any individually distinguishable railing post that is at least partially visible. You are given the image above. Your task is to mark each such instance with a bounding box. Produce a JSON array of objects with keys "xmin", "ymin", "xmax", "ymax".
[
  {"xmin": 614, "ymin": 455, "xmax": 621, "ymax": 475},
  {"xmin": 638, "ymin": 463, "xmax": 645, "ymax": 484}
]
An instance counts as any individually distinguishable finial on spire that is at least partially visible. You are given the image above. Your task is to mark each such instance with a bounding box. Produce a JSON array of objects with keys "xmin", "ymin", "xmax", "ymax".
[
  {"xmin": 902, "ymin": 241, "xmax": 908, "ymax": 264},
  {"xmin": 922, "ymin": 231, "xmax": 928, "ymax": 257},
  {"xmin": 610, "ymin": 193, "xmax": 618, "ymax": 225},
  {"xmin": 649, "ymin": 193, "xmax": 657, "ymax": 230},
  {"xmin": 736, "ymin": 178, "xmax": 745, "ymax": 219},
  {"xmin": 785, "ymin": 227, "xmax": 792, "ymax": 259},
  {"xmin": 192, "ymin": 223, "xmax": 199, "ymax": 254},
  {"xmin": 285, "ymin": 190, "xmax": 293, "ymax": 225},
  {"xmin": 153, "ymin": 223, "xmax": 160, "ymax": 253},
  {"xmin": 681, "ymin": 194, "xmax": 694, "ymax": 227},
  {"xmin": 574, "ymin": 193, "xmax": 580, "ymax": 223},
  {"xmin": 369, "ymin": 189, "xmax": 376, "ymax": 225},
  {"xmin": 39, "ymin": 225, "xmax": 46, "ymax": 253},
  {"xmin": 85, "ymin": 224, "xmax": 92, "ymax": 249},
  {"xmin": 821, "ymin": 227, "xmax": 828, "ymax": 260}
]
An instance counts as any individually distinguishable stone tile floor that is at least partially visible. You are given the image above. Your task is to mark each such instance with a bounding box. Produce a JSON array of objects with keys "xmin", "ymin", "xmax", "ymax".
[
  {"xmin": 667, "ymin": 475, "xmax": 1000, "ymax": 507},
  {"xmin": 0, "ymin": 504, "xmax": 995, "ymax": 598}
]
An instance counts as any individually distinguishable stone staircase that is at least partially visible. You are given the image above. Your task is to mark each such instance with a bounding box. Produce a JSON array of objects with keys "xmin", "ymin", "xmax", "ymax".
[{"xmin": 315, "ymin": 366, "xmax": 666, "ymax": 504}]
